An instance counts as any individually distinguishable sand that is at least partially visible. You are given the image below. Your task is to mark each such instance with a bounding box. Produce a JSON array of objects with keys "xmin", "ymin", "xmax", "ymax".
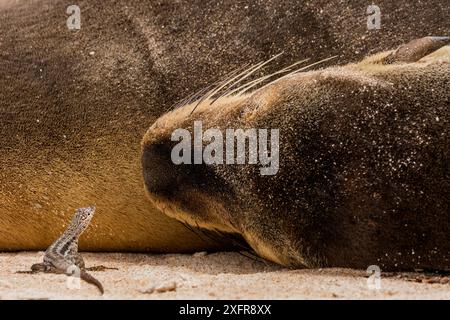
[{"xmin": 0, "ymin": 252, "xmax": 449, "ymax": 300}]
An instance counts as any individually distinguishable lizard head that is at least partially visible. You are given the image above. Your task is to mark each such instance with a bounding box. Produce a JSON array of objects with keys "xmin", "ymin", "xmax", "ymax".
[{"xmin": 70, "ymin": 206, "xmax": 96, "ymax": 235}]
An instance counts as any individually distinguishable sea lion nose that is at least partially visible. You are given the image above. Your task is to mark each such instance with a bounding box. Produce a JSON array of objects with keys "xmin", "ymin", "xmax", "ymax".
[{"xmin": 142, "ymin": 142, "xmax": 179, "ymax": 197}]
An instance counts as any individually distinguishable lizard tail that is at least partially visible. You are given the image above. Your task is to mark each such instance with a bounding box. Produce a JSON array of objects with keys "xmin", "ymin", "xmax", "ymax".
[{"xmin": 81, "ymin": 271, "xmax": 104, "ymax": 295}]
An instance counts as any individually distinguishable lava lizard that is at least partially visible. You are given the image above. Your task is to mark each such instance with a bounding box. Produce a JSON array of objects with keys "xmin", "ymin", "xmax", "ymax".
[{"xmin": 29, "ymin": 206, "xmax": 104, "ymax": 294}]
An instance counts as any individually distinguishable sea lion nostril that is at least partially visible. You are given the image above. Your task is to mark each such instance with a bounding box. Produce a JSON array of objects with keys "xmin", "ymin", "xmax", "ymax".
[{"xmin": 142, "ymin": 142, "xmax": 179, "ymax": 197}]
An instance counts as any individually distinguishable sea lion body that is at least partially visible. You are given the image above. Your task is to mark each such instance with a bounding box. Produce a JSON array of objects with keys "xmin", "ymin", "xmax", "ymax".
[{"xmin": 0, "ymin": 0, "xmax": 449, "ymax": 264}]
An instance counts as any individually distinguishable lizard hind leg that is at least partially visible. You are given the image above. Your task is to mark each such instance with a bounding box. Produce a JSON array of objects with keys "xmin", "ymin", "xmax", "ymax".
[{"xmin": 74, "ymin": 253, "xmax": 85, "ymax": 270}]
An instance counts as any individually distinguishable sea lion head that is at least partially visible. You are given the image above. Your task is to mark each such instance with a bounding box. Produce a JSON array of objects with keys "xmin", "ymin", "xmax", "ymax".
[
  {"xmin": 142, "ymin": 39, "xmax": 450, "ymax": 269},
  {"xmin": 141, "ymin": 57, "xmax": 376, "ymax": 267}
]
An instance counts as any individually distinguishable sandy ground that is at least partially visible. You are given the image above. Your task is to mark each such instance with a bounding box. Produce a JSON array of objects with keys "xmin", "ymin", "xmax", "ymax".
[{"xmin": 0, "ymin": 252, "xmax": 449, "ymax": 300}]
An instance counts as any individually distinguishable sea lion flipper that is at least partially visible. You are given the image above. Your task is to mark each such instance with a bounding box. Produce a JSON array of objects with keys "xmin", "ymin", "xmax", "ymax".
[{"xmin": 382, "ymin": 36, "xmax": 450, "ymax": 64}]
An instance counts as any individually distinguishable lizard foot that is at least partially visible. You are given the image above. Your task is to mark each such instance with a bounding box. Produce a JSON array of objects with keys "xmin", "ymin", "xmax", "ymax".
[{"xmin": 86, "ymin": 265, "xmax": 119, "ymax": 272}]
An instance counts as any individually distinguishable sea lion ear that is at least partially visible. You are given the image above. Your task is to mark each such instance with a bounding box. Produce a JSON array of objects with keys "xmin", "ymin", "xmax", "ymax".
[{"xmin": 382, "ymin": 36, "xmax": 450, "ymax": 64}]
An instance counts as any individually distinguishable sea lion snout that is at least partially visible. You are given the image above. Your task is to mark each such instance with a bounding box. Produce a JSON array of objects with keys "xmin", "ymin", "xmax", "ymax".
[
  {"xmin": 142, "ymin": 136, "xmax": 237, "ymax": 234},
  {"xmin": 141, "ymin": 109, "xmax": 242, "ymax": 234},
  {"xmin": 141, "ymin": 132, "xmax": 211, "ymax": 207},
  {"xmin": 142, "ymin": 141, "xmax": 181, "ymax": 198}
]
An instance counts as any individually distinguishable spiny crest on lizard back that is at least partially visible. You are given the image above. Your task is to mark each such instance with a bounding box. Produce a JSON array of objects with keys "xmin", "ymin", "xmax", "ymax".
[{"xmin": 170, "ymin": 53, "xmax": 338, "ymax": 115}]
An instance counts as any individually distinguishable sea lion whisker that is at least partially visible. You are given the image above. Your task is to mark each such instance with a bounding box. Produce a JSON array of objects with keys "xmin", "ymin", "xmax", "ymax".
[
  {"xmin": 172, "ymin": 54, "xmax": 255, "ymax": 111},
  {"xmin": 220, "ymin": 73, "xmax": 278, "ymax": 99},
  {"xmin": 172, "ymin": 83, "xmax": 215, "ymax": 111},
  {"xmin": 290, "ymin": 55, "xmax": 339, "ymax": 74},
  {"xmin": 188, "ymin": 64, "xmax": 251, "ymax": 115},
  {"xmin": 179, "ymin": 221, "xmax": 209, "ymax": 243},
  {"xmin": 221, "ymin": 58, "xmax": 311, "ymax": 98},
  {"xmin": 229, "ymin": 68, "xmax": 292, "ymax": 97},
  {"xmin": 195, "ymin": 223, "xmax": 224, "ymax": 244},
  {"xmin": 189, "ymin": 53, "xmax": 287, "ymax": 112},
  {"xmin": 238, "ymin": 251, "xmax": 269, "ymax": 265},
  {"xmin": 201, "ymin": 61, "xmax": 266, "ymax": 102},
  {"xmin": 186, "ymin": 86, "xmax": 211, "ymax": 105},
  {"xmin": 217, "ymin": 57, "xmax": 321, "ymax": 100},
  {"xmin": 172, "ymin": 90, "xmax": 199, "ymax": 111},
  {"xmin": 205, "ymin": 63, "xmax": 252, "ymax": 98},
  {"xmin": 232, "ymin": 74, "xmax": 281, "ymax": 96},
  {"xmin": 257, "ymin": 55, "xmax": 339, "ymax": 92}
]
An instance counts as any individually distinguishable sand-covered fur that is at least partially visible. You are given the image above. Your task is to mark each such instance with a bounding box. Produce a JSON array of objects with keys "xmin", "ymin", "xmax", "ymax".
[
  {"xmin": 142, "ymin": 41, "xmax": 449, "ymax": 269},
  {"xmin": 1, "ymin": 0, "xmax": 449, "ymax": 254}
]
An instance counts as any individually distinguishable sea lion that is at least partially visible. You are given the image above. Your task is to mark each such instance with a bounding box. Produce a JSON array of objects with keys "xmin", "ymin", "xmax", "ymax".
[
  {"xmin": 0, "ymin": 0, "xmax": 448, "ymax": 255},
  {"xmin": 142, "ymin": 37, "xmax": 450, "ymax": 270}
]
